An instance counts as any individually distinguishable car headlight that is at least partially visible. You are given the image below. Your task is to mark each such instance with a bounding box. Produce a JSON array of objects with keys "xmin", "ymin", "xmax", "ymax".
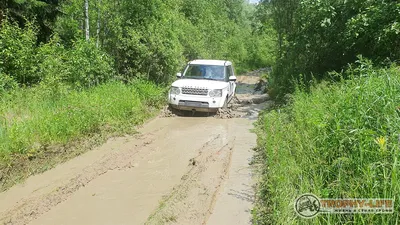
[
  {"xmin": 209, "ymin": 89, "xmax": 222, "ymax": 97},
  {"xmin": 170, "ymin": 86, "xmax": 180, "ymax": 95}
]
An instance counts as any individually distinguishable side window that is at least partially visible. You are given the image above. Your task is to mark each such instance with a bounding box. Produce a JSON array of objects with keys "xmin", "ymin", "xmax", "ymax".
[{"xmin": 225, "ymin": 66, "xmax": 232, "ymax": 81}]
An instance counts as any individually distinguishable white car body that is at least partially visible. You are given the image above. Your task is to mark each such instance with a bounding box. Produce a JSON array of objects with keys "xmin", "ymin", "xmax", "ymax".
[{"xmin": 168, "ymin": 60, "xmax": 237, "ymax": 112}]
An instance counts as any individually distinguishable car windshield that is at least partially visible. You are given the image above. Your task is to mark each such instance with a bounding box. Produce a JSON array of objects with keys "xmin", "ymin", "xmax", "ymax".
[{"xmin": 183, "ymin": 65, "xmax": 225, "ymax": 81}]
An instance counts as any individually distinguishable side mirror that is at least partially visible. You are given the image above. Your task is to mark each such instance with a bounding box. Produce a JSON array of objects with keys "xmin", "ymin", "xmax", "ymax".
[
  {"xmin": 229, "ymin": 76, "xmax": 237, "ymax": 82},
  {"xmin": 176, "ymin": 72, "xmax": 182, "ymax": 78}
]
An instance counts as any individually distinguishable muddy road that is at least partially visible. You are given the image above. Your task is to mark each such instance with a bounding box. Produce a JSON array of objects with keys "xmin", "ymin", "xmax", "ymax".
[{"xmin": 0, "ymin": 72, "xmax": 271, "ymax": 225}]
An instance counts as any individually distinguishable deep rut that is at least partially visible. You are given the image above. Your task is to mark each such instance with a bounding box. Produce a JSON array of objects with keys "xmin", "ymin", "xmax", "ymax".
[{"xmin": 145, "ymin": 135, "xmax": 235, "ymax": 225}]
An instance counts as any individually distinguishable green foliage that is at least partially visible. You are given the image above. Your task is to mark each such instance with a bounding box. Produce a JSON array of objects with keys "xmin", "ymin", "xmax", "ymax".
[
  {"xmin": 2, "ymin": 0, "xmax": 275, "ymax": 88},
  {"xmin": 54, "ymin": 0, "xmax": 85, "ymax": 45},
  {"xmin": 0, "ymin": 74, "xmax": 18, "ymax": 94},
  {"xmin": 254, "ymin": 62, "xmax": 400, "ymax": 224},
  {"xmin": 54, "ymin": 0, "xmax": 274, "ymax": 82},
  {"xmin": 1, "ymin": 0, "xmax": 60, "ymax": 42},
  {"xmin": 260, "ymin": 0, "xmax": 400, "ymax": 99},
  {"xmin": 129, "ymin": 79, "xmax": 167, "ymax": 108},
  {"xmin": 63, "ymin": 39, "xmax": 115, "ymax": 88},
  {"xmin": 0, "ymin": 19, "xmax": 38, "ymax": 85},
  {"xmin": 0, "ymin": 19, "xmax": 115, "ymax": 88}
]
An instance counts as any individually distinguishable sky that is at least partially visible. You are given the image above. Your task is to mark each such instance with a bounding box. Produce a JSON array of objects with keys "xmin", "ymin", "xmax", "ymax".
[{"xmin": 249, "ymin": 0, "xmax": 260, "ymax": 4}]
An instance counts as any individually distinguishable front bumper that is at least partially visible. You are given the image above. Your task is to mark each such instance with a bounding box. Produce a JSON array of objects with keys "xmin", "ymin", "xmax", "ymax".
[{"xmin": 168, "ymin": 94, "xmax": 225, "ymax": 112}]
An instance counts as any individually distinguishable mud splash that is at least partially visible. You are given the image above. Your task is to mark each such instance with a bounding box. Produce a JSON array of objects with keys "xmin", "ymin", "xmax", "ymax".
[
  {"xmin": 215, "ymin": 108, "xmax": 240, "ymax": 119},
  {"xmin": 159, "ymin": 106, "xmax": 177, "ymax": 118}
]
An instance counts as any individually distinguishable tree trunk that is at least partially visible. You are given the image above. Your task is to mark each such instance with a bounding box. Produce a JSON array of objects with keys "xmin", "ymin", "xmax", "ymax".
[
  {"xmin": 96, "ymin": 0, "xmax": 101, "ymax": 48},
  {"xmin": 85, "ymin": 0, "xmax": 90, "ymax": 41}
]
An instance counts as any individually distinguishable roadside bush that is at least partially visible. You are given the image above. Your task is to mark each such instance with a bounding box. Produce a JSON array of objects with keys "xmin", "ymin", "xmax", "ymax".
[
  {"xmin": 0, "ymin": 18, "xmax": 115, "ymax": 89},
  {"xmin": 130, "ymin": 79, "xmax": 167, "ymax": 108},
  {"xmin": 36, "ymin": 37, "xmax": 115, "ymax": 89},
  {"xmin": 66, "ymin": 40, "xmax": 115, "ymax": 87},
  {"xmin": 0, "ymin": 19, "xmax": 38, "ymax": 85},
  {"xmin": 0, "ymin": 74, "xmax": 18, "ymax": 94},
  {"xmin": 245, "ymin": 32, "xmax": 276, "ymax": 71},
  {"xmin": 254, "ymin": 61, "xmax": 400, "ymax": 224},
  {"xmin": 64, "ymin": 40, "xmax": 115, "ymax": 88},
  {"xmin": 116, "ymin": 22, "xmax": 184, "ymax": 84}
]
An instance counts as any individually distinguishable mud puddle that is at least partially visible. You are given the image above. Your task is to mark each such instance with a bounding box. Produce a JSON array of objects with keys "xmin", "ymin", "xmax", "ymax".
[{"xmin": 0, "ymin": 72, "xmax": 270, "ymax": 225}]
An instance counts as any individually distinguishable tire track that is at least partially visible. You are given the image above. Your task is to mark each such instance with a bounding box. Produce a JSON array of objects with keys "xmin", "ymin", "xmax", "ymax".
[{"xmin": 145, "ymin": 136, "xmax": 235, "ymax": 225}]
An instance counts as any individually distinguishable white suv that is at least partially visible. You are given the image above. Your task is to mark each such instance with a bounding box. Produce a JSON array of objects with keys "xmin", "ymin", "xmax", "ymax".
[{"xmin": 168, "ymin": 59, "xmax": 237, "ymax": 112}]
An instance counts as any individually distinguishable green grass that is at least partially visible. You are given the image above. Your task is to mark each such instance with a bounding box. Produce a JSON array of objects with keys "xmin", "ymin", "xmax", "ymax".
[
  {"xmin": 0, "ymin": 80, "xmax": 165, "ymax": 189},
  {"xmin": 253, "ymin": 64, "xmax": 400, "ymax": 224}
]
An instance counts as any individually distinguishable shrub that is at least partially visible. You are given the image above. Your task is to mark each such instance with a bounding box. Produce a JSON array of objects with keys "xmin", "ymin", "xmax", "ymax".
[
  {"xmin": 0, "ymin": 74, "xmax": 18, "ymax": 94},
  {"xmin": 64, "ymin": 40, "xmax": 115, "ymax": 88},
  {"xmin": 129, "ymin": 79, "xmax": 167, "ymax": 108},
  {"xmin": 36, "ymin": 37, "xmax": 115, "ymax": 89},
  {"xmin": 0, "ymin": 19, "xmax": 38, "ymax": 85}
]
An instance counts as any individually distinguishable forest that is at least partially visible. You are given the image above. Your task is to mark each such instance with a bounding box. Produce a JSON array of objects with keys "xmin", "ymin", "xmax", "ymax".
[
  {"xmin": 0, "ymin": 0, "xmax": 274, "ymax": 89},
  {"xmin": 1, "ymin": 0, "xmax": 400, "ymax": 224},
  {"xmin": 260, "ymin": 0, "xmax": 400, "ymax": 98}
]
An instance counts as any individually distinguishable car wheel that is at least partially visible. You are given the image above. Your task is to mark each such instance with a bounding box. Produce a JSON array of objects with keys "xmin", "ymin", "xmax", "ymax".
[{"xmin": 168, "ymin": 105, "xmax": 182, "ymax": 116}]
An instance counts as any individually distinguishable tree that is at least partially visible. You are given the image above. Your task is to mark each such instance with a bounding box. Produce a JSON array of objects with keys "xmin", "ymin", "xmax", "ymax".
[
  {"xmin": 84, "ymin": 0, "xmax": 89, "ymax": 41},
  {"xmin": 96, "ymin": 0, "xmax": 100, "ymax": 47},
  {"xmin": 259, "ymin": 0, "xmax": 400, "ymax": 99},
  {"xmin": 1, "ymin": 0, "xmax": 60, "ymax": 43},
  {"xmin": 2, "ymin": 0, "xmax": 273, "ymax": 86}
]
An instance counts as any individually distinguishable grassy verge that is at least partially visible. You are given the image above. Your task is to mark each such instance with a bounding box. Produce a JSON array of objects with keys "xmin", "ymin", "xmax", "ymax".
[
  {"xmin": 0, "ymin": 80, "xmax": 165, "ymax": 191},
  {"xmin": 253, "ymin": 63, "xmax": 400, "ymax": 224}
]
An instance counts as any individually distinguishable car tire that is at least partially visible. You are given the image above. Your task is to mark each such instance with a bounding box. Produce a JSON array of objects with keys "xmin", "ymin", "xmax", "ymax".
[{"xmin": 168, "ymin": 105, "xmax": 182, "ymax": 116}]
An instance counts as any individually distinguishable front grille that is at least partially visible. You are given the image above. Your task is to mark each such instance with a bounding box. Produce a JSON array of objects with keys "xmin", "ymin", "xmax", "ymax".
[
  {"xmin": 179, "ymin": 101, "xmax": 209, "ymax": 108},
  {"xmin": 181, "ymin": 87, "xmax": 208, "ymax": 96}
]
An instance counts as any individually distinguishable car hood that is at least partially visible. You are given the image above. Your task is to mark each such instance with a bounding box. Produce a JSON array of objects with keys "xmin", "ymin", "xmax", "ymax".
[{"xmin": 171, "ymin": 79, "xmax": 228, "ymax": 90}]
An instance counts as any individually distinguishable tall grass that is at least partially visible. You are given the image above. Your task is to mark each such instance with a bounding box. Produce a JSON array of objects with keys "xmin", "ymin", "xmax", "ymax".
[
  {"xmin": 0, "ymin": 80, "xmax": 165, "ymax": 185},
  {"xmin": 254, "ymin": 62, "xmax": 400, "ymax": 224}
]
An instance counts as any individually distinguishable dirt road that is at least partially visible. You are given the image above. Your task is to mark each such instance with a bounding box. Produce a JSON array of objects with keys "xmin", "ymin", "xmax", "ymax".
[{"xmin": 0, "ymin": 72, "xmax": 271, "ymax": 225}]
